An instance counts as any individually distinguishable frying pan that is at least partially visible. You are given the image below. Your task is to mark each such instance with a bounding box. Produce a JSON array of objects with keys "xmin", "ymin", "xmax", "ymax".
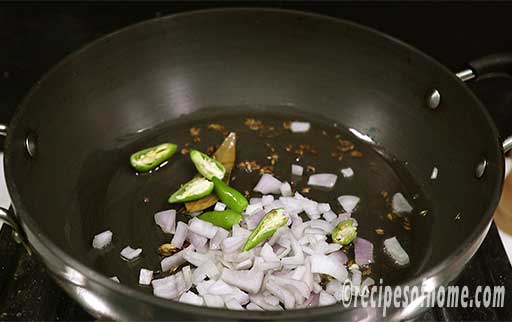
[{"xmin": 0, "ymin": 8, "xmax": 511, "ymax": 321}]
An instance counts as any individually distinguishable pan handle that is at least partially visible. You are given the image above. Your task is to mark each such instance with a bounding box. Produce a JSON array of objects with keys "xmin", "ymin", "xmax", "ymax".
[
  {"xmin": 457, "ymin": 53, "xmax": 512, "ymax": 153},
  {"xmin": 0, "ymin": 125, "xmax": 31, "ymax": 254},
  {"xmin": 0, "ymin": 207, "xmax": 31, "ymax": 255},
  {"xmin": 0, "ymin": 124, "xmax": 7, "ymax": 137}
]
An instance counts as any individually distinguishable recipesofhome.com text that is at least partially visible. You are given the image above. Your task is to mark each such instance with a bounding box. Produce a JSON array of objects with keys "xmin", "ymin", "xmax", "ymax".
[{"xmin": 339, "ymin": 278, "xmax": 505, "ymax": 317}]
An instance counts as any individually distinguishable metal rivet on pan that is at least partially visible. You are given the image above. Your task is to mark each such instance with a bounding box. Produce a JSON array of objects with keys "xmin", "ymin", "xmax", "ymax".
[
  {"xmin": 24, "ymin": 132, "xmax": 37, "ymax": 158},
  {"xmin": 427, "ymin": 89, "xmax": 441, "ymax": 109},
  {"xmin": 475, "ymin": 158, "xmax": 487, "ymax": 179}
]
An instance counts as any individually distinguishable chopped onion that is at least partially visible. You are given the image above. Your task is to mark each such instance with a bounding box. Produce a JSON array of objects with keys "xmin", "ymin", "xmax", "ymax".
[
  {"xmin": 291, "ymin": 164, "xmax": 304, "ymax": 176},
  {"xmin": 310, "ymin": 254, "xmax": 348, "ymax": 281},
  {"xmin": 322, "ymin": 210, "xmax": 337, "ymax": 222},
  {"xmin": 92, "ymin": 230, "xmax": 112, "ymax": 249},
  {"xmin": 280, "ymin": 182, "xmax": 293, "ymax": 197},
  {"xmin": 203, "ymin": 294, "xmax": 224, "ymax": 308},
  {"xmin": 337, "ymin": 195, "xmax": 360, "ymax": 213},
  {"xmin": 161, "ymin": 246, "xmax": 191, "ymax": 272},
  {"xmin": 210, "ymin": 228, "xmax": 229, "ymax": 250},
  {"xmin": 392, "ymin": 193, "xmax": 413, "ymax": 213},
  {"xmin": 250, "ymin": 294, "xmax": 284, "ymax": 311},
  {"xmin": 270, "ymin": 275, "xmax": 310, "ymax": 299},
  {"xmin": 308, "ymin": 173, "xmax": 338, "ymax": 189},
  {"xmin": 171, "ymin": 222, "xmax": 188, "ymax": 248},
  {"xmin": 431, "ymin": 167, "xmax": 438, "ymax": 180},
  {"xmin": 187, "ymin": 231, "xmax": 208, "ymax": 250},
  {"xmin": 120, "ymin": 246, "xmax": 142, "ymax": 261},
  {"xmin": 152, "ymin": 275, "xmax": 175, "ymax": 289},
  {"xmin": 261, "ymin": 195, "xmax": 275, "ymax": 206},
  {"xmin": 225, "ymin": 298, "xmax": 245, "ymax": 310},
  {"xmin": 188, "ymin": 217, "xmax": 218, "ymax": 239},
  {"xmin": 196, "ymin": 280, "xmax": 216, "ymax": 295},
  {"xmin": 139, "ymin": 268, "xmax": 153, "ymax": 285},
  {"xmin": 221, "ymin": 236, "xmax": 245, "ymax": 253},
  {"xmin": 182, "ymin": 266, "xmax": 192, "ymax": 288},
  {"xmin": 260, "ymin": 243, "xmax": 280, "ymax": 262},
  {"xmin": 232, "ymin": 224, "xmax": 251, "ymax": 239},
  {"xmin": 340, "ymin": 167, "xmax": 354, "ymax": 178},
  {"xmin": 208, "ymin": 279, "xmax": 235, "ymax": 296},
  {"xmin": 354, "ymin": 238, "xmax": 374, "ymax": 266},
  {"xmin": 290, "ymin": 121, "xmax": 311, "ymax": 133},
  {"xmin": 264, "ymin": 200, "xmax": 286, "ymax": 213},
  {"xmin": 319, "ymin": 291, "xmax": 336, "ymax": 306},
  {"xmin": 179, "ymin": 291, "xmax": 204, "ymax": 306},
  {"xmin": 153, "ymin": 279, "xmax": 178, "ymax": 299},
  {"xmin": 194, "ymin": 260, "xmax": 220, "ymax": 282},
  {"xmin": 265, "ymin": 279, "xmax": 295, "ymax": 309},
  {"xmin": 309, "ymin": 220, "xmax": 333, "ymax": 233},
  {"xmin": 223, "ymin": 287, "xmax": 249, "ymax": 305},
  {"xmin": 235, "ymin": 259, "xmax": 253, "ymax": 270},
  {"xmin": 221, "ymin": 268, "xmax": 264, "ymax": 294},
  {"xmin": 361, "ymin": 277, "xmax": 375, "ymax": 289},
  {"xmin": 317, "ymin": 203, "xmax": 331, "ymax": 213},
  {"xmin": 246, "ymin": 302, "xmax": 264, "ymax": 311},
  {"xmin": 384, "ymin": 236, "xmax": 410, "ymax": 266},
  {"xmin": 302, "ymin": 293, "xmax": 319, "ymax": 308},
  {"xmin": 154, "ymin": 209, "xmax": 176, "ymax": 234},
  {"xmin": 245, "ymin": 210, "xmax": 266, "ymax": 230},
  {"xmin": 245, "ymin": 203, "xmax": 263, "ymax": 215},
  {"xmin": 250, "ymin": 197, "xmax": 262, "ymax": 204},
  {"xmin": 328, "ymin": 250, "xmax": 348, "ymax": 265},
  {"xmin": 214, "ymin": 202, "xmax": 227, "ymax": 211},
  {"xmin": 253, "ymin": 174, "xmax": 282, "ymax": 194},
  {"xmin": 303, "ymin": 201, "xmax": 321, "ymax": 219},
  {"xmin": 351, "ymin": 268, "xmax": 362, "ymax": 288},
  {"xmin": 325, "ymin": 280, "xmax": 342, "ymax": 295},
  {"xmin": 281, "ymin": 235, "xmax": 304, "ymax": 266},
  {"xmin": 182, "ymin": 249, "xmax": 209, "ymax": 267}
]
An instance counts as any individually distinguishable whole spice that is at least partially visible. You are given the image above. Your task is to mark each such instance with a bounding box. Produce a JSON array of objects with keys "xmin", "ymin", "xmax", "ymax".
[
  {"xmin": 158, "ymin": 243, "xmax": 178, "ymax": 256},
  {"xmin": 185, "ymin": 133, "xmax": 237, "ymax": 213}
]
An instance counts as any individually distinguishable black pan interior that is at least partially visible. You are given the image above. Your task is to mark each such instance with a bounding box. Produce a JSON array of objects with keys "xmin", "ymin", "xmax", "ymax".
[
  {"xmin": 74, "ymin": 106, "xmax": 432, "ymax": 289},
  {"xmin": 4, "ymin": 8, "xmax": 502, "ymax": 302}
]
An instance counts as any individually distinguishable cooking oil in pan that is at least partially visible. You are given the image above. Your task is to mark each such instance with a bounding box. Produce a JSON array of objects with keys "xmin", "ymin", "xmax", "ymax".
[{"xmin": 85, "ymin": 106, "xmax": 432, "ymax": 289}]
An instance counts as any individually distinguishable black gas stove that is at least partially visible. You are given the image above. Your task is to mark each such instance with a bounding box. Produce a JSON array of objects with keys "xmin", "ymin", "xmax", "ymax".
[{"xmin": 1, "ymin": 3, "xmax": 512, "ymax": 321}]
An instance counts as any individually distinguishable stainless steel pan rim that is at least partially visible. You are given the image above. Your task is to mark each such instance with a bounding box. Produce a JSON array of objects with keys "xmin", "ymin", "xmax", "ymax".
[{"xmin": 1, "ymin": 7, "xmax": 505, "ymax": 320}]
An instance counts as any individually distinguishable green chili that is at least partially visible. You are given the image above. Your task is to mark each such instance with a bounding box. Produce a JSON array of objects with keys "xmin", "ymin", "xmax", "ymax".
[
  {"xmin": 189, "ymin": 149, "xmax": 226, "ymax": 180},
  {"xmin": 243, "ymin": 208, "xmax": 288, "ymax": 251},
  {"xmin": 331, "ymin": 219, "xmax": 357, "ymax": 245},
  {"xmin": 212, "ymin": 177, "xmax": 248, "ymax": 213},
  {"xmin": 198, "ymin": 210, "xmax": 242, "ymax": 230},
  {"xmin": 130, "ymin": 143, "xmax": 177, "ymax": 172},
  {"xmin": 168, "ymin": 177, "xmax": 214, "ymax": 203}
]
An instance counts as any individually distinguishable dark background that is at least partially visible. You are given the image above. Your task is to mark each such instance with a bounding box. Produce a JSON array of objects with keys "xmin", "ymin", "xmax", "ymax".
[{"xmin": 1, "ymin": 2, "xmax": 512, "ymax": 128}]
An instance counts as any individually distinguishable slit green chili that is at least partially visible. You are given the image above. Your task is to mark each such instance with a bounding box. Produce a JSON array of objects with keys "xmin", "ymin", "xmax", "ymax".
[
  {"xmin": 212, "ymin": 177, "xmax": 248, "ymax": 213},
  {"xmin": 168, "ymin": 177, "xmax": 214, "ymax": 203},
  {"xmin": 189, "ymin": 149, "xmax": 226, "ymax": 180},
  {"xmin": 198, "ymin": 210, "xmax": 242, "ymax": 230},
  {"xmin": 243, "ymin": 208, "xmax": 288, "ymax": 251},
  {"xmin": 130, "ymin": 143, "xmax": 177, "ymax": 172}
]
